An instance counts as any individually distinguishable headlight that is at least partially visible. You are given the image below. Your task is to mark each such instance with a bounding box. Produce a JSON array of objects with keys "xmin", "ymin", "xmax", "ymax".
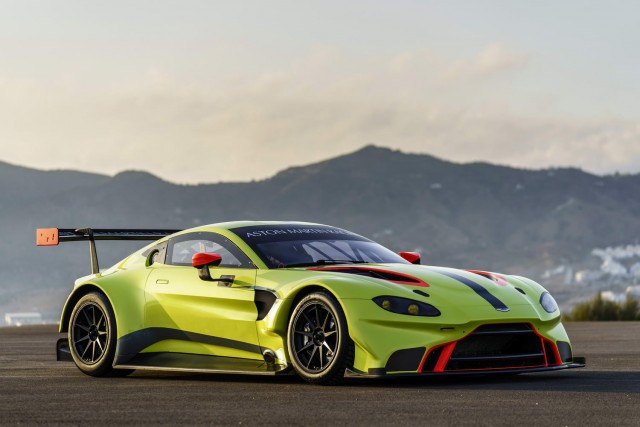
[
  {"xmin": 373, "ymin": 296, "xmax": 440, "ymax": 317},
  {"xmin": 540, "ymin": 291, "xmax": 558, "ymax": 313}
]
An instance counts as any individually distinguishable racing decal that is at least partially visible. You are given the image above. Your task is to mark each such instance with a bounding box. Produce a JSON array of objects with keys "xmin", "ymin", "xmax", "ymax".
[
  {"xmin": 115, "ymin": 328, "xmax": 263, "ymax": 364},
  {"xmin": 230, "ymin": 224, "xmax": 367, "ymax": 243},
  {"xmin": 426, "ymin": 267, "xmax": 510, "ymax": 312}
]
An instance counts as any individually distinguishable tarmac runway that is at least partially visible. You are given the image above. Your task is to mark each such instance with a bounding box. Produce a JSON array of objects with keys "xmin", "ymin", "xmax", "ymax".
[{"xmin": 0, "ymin": 322, "xmax": 638, "ymax": 426}]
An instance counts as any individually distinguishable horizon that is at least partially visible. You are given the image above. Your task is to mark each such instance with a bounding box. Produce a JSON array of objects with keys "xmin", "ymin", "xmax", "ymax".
[{"xmin": 2, "ymin": 144, "xmax": 638, "ymax": 185}]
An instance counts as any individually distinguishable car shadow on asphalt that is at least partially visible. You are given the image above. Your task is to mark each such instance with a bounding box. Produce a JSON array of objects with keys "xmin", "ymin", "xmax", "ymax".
[
  {"xmin": 357, "ymin": 370, "xmax": 640, "ymax": 394},
  {"xmin": 128, "ymin": 369, "xmax": 640, "ymax": 394}
]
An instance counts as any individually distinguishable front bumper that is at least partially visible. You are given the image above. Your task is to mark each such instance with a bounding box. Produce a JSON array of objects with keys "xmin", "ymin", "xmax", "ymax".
[{"xmin": 343, "ymin": 298, "xmax": 581, "ymax": 375}]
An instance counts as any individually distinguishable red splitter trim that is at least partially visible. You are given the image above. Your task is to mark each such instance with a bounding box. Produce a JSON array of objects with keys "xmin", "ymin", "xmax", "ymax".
[
  {"xmin": 433, "ymin": 342, "xmax": 457, "ymax": 373},
  {"xmin": 418, "ymin": 322, "xmax": 563, "ymax": 373}
]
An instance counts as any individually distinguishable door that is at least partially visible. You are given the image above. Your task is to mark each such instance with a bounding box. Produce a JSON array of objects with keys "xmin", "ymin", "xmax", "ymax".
[{"xmin": 144, "ymin": 232, "xmax": 262, "ymax": 361}]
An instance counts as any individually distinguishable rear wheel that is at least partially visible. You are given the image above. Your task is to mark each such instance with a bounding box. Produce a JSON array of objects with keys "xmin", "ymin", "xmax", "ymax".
[
  {"xmin": 68, "ymin": 292, "xmax": 133, "ymax": 377},
  {"xmin": 287, "ymin": 292, "xmax": 353, "ymax": 385}
]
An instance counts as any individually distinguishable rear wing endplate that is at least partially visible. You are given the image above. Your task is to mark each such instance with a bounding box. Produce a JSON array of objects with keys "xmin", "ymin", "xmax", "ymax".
[{"xmin": 36, "ymin": 228, "xmax": 181, "ymax": 274}]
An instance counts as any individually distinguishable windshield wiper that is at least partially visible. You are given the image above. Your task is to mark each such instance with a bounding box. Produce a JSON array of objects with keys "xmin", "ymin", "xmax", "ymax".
[{"xmin": 282, "ymin": 259, "xmax": 369, "ymax": 268}]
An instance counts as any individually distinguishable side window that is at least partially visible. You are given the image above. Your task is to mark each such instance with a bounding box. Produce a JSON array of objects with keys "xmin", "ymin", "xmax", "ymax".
[{"xmin": 166, "ymin": 232, "xmax": 254, "ymax": 268}]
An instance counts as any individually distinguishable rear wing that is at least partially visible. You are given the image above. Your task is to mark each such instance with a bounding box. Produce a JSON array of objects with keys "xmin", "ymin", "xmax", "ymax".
[{"xmin": 36, "ymin": 228, "xmax": 181, "ymax": 274}]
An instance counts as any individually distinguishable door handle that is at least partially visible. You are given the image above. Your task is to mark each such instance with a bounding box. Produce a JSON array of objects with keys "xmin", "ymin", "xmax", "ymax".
[{"xmin": 156, "ymin": 279, "xmax": 169, "ymax": 284}]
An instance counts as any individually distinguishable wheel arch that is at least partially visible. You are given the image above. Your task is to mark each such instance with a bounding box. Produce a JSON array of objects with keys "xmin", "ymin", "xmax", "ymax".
[
  {"xmin": 265, "ymin": 283, "xmax": 341, "ymax": 340},
  {"xmin": 59, "ymin": 283, "xmax": 114, "ymax": 333},
  {"xmin": 283, "ymin": 284, "xmax": 344, "ymax": 325}
]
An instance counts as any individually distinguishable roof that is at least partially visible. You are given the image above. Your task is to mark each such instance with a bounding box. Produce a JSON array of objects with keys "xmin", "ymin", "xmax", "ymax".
[{"xmin": 196, "ymin": 220, "xmax": 331, "ymax": 231}]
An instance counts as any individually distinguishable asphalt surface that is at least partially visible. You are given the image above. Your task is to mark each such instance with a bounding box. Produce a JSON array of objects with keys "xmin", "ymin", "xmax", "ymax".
[{"xmin": 0, "ymin": 323, "xmax": 638, "ymax": 426}]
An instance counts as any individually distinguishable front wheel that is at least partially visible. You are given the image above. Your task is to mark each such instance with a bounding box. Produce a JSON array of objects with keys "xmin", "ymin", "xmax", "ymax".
[
  {"xmin": 287, "ymin": 291, "xmax": 353, "ymax": 385},
  {"xmin": 68, "ymin": 292, "xmax": 132, "ymax": 377}
]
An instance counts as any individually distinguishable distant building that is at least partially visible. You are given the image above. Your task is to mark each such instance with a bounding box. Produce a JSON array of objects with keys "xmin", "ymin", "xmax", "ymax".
[
  {"xmin": 626, "ymin": 285, "xmax": 640, "ymax": 299},
  {"xmin": 600, "ymin": 291, "xmax": 626, "ymax": 303},
  {"xmin": 574, "ymin": 269, "xmax": 603, "ymax": 284},
  {"xmin": 4, "ymin": 312, "xmax": 43, "ymax": 326}
]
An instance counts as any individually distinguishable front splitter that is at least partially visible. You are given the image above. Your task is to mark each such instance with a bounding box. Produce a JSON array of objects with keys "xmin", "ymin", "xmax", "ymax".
[{"xmin": 347, "ymin": 361, "xmax": 586, "ymax": 378}]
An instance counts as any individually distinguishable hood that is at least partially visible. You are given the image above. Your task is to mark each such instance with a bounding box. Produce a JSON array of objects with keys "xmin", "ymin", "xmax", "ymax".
[{"xmin": 307, "ymin": 263, "xmax": 553, "ymax": 319}]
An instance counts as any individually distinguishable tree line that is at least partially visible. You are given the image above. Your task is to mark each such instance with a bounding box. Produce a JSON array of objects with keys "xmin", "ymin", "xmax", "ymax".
[{"xmin": 566, "ymin": 292, "xmax": 640, "ymax": 321}]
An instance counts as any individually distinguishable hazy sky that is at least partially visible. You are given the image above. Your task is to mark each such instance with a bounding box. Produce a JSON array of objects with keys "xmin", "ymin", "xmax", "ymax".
[{"xmin": 1, "ymin": 0, "xmax": 639, "ymax": 183}]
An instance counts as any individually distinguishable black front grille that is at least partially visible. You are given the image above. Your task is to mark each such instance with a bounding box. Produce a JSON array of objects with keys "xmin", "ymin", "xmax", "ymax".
[{"xmin": 445, "ymin": 323, "xmax": 546, "ymax": 371}]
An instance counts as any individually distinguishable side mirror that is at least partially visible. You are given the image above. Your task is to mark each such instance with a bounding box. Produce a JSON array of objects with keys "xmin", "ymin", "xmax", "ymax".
[
  {"xmin": 192, "ymin": 252, "xmax": 222, "ymax": 281},
  {"xmin": 399, "ymin": 251, "xmax": 421, "ymax": 265}
]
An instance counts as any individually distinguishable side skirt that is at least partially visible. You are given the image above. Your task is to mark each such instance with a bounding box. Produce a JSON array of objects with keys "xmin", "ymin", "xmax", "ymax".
[{"xmin": 114, "ymin": 352, "xmax": 292, "ymax": 376}]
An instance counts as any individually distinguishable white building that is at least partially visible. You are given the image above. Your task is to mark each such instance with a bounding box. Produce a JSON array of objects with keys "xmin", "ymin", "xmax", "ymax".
[
  {"xmin": 4, "ymin": 312, "xmax": 43, "ymax": 326},
  {"xmin": 626, "ymin": 285, "xmax": 640, "ymax": 299},
  {"xmin": 600, "ymin": 291, "xmax": 626, "ymax": 303}
]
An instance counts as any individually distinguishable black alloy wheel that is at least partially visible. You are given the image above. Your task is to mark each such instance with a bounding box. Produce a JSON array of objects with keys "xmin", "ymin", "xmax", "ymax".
[
  {"xmin": 288, "ymin": 292, "xmax": 353, "ymax": 385},
  {"xmin": 69, "ymin": 292, "xmax": 132, "ymax": 377},
  {"xmin": 72, "ymin": 302, "xmax": 108, "ymax": 364}
]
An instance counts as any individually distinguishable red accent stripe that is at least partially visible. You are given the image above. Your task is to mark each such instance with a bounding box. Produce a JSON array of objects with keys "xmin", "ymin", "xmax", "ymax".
[
  {"xmin": 434, "ymin": 342, "xmax": 457, "ymax": 372},
  {"xmin": 307, "ymin": 266, "xmax": 430, "ymax": 287},
  {"xmin": 542, "ymin": 338, "xmax": 562, "ymax": 366},
  {"xmin": 527, "ymin": 323, "xmax": 562, "ymax": 367},
  {"xmin": 540, "ymin": 336, "xmax": 548, "ymax": 363}
]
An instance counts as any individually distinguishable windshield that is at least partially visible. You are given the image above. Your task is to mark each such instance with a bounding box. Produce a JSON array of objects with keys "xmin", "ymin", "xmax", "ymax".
[{"xmin": 230, "ymin": 224, "xmax": 409, "ymax": 268}]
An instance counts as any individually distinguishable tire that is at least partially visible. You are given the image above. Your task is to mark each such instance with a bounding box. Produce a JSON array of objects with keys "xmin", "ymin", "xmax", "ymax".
[
  {"xmin": 68, "ymin": 292, "xmax": 133, "ymax": 377},
  {"xmin": 287, "ymin": 291, "xmax": 353, "ymax": 385}
]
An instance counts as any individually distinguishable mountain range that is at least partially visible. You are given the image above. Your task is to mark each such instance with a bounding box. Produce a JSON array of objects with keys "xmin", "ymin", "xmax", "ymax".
[{"xmin": 2, "ymin": 145, "xmax": 639, "ymax": 321}]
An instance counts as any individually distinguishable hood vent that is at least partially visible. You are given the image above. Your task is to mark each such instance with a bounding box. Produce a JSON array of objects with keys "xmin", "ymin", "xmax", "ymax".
[
  {"xmin": 308, "ymin": 266, "xmax": 429, "ymax": 287},
  {"xmin": 467, "ymin": 270, "xmax": 508, "ymax": 287}
]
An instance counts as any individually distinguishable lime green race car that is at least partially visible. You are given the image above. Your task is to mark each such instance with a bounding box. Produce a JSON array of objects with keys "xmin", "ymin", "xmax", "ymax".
[{"xmin": 37, "ymin": 221, "xmax": 584, "ymax": 385}]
